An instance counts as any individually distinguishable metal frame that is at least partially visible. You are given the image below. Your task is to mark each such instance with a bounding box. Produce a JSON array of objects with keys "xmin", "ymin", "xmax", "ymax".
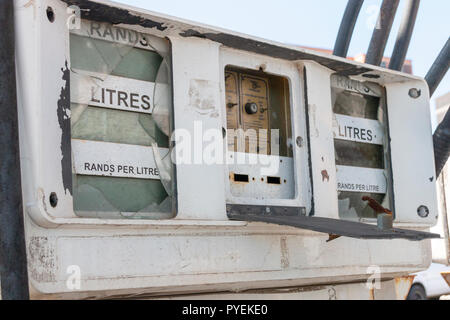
[{"xmin": 220, "ymin": 47, "xmax": 312, "ymax": 210}]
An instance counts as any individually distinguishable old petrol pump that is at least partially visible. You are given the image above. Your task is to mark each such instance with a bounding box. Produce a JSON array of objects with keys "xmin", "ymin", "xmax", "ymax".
[{"xmin": 1, "ymin": 0, "xmax": 444, "ymax": 299}]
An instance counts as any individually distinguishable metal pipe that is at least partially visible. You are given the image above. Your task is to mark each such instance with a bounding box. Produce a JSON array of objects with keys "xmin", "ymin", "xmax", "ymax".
[
  {"xmin": 333, "ymin": 0, "xmax": 364, "ymax": 58},
  {"xmin": 389, "ymin": 0, "xmax": 420, "ymax": 71},
  {"xmin": 426, "ymin": 37, "xmax": 450, "ymax": 97},
  {"xmin": 365, "ymin": 0, "xmax": 400, "ymax": 66},
  {"xmin": 0, "ymin": 0, "xmax": 30, "ymax": 300},
  {"xmin": 434, "ymin": 108, "xmax": 450, "ymax": 178}
]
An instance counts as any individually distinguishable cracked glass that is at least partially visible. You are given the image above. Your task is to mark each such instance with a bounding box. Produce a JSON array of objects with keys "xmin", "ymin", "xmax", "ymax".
[
  {"xmin": 331, "ymin": 75, "xmax": 393, "ymax": 220},
  {"xmin": 69, "ymin": 20, "xmax": 173, "ymax": 219}
]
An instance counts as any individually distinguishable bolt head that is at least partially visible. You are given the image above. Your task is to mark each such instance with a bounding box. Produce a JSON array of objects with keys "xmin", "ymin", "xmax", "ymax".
[
  {"xmin": 417, "ymin": 205, "xmax": 430, "ymax": 218},
  {"xmin": 409, "ymin": 88, "xmax": 421, "ymax": 99}
]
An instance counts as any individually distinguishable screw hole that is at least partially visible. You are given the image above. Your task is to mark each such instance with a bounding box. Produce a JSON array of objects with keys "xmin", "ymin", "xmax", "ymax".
[
  {"xmin": 46, "ymin": 7, "xmax": 55, "ymax": 23},
  {"xmin": 409, "ymin": 88, "xmax": 421, "ymax": 99},
  {"xmin": 417, "ymin": 205, "xmax": 429, "ymax": 218},
  {"xmin": 49, "ymin": 192, "xmax": 58, "ymax": 208}
]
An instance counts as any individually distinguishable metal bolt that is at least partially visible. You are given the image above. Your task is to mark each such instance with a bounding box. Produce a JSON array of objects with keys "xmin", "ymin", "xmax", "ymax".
[
  {"xmin": 408, "ymin": 88, "xmax": 421, "ymax": 99},
  {"xmin": 417, "ymin": 205, "xmax": 429, "ymax": 218},
  {"xmin": 296, "ymin": 136, "xmax": 304, "ymax": 148}
]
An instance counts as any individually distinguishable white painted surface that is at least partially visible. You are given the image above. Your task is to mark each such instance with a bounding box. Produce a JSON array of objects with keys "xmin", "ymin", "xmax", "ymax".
[
  {"xmin": 336, "ymin": 166, "xmax": 387, "ymax": 194},
  {"xmin": 13, "ymin": 0, "xmax": 438, "ymax": 300},
  {"xmin": 301, "ymin": 61, "xmax": 339, "ymax": 219},
  {"xmin": 330, "ymin": 75, "xmax": 382, "ymax": 97},
  {"xmin": 386, "ymin": 81, "xmax": 438, "ymax": 225},
  {"xmin": 333, "ymin": 114, "xmax": 384, "ymax": 145},
  {"xmin": 227, "ymin": 153, "xmax": 295, "ymax": 200},
  {"xmin": 71, "ymin": 19, "xmax": 169, "ymax": 54},
  {"xmin": 72, "ymin": 139, "xmax": 168, "ymax": 180},
  {"xmin": 170, "ymin": 36, "xmax": 227, "ymax": 220},
  {"xmin": 71, "ymin": 69, "xmax": 156, "ymax": 114}
]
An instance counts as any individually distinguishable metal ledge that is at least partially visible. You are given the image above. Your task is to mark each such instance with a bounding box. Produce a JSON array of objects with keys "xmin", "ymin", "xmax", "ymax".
[{"xmin": 227, "ymin": 205, "xmax": 440, "ymax": 241}]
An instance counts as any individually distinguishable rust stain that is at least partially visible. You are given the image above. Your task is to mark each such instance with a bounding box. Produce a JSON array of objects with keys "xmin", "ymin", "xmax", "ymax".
[
  {"xmin": 441, "ymin": 272, "xmax": 450, "ymax": 287},
  {"xmin": 369, "ymin": 288, "xmax": 375, "ymax": 300},
  {"xmin": 394, "ymin": 275, "xmax": 415, "ymax": 300},
  {"xmin": 321, "ymin": 170, "xmax": 330, "ymax": 182},
  {"xmin": 362, "ymin": 196, "xmax": 392, "ymax": 215},
  {"xmin": 326, "ymin": 234, "xmax": 341, "ymax": 243}
]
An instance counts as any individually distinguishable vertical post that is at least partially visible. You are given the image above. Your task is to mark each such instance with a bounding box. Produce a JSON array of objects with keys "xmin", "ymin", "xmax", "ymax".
[
  {"xmin": 365, "ymin": 0, "xmax": 400, "ymax": 66},
  {"xmin": 388, "ymin": 0, "xmax": 420, "ymax": 71},
  {"xmin": 0, "ymin": 0, "xmax": 30, "ymax": 300},
  {"xmin": 333, "ymin": 0, "xmax": 364, "ymax": 58}
]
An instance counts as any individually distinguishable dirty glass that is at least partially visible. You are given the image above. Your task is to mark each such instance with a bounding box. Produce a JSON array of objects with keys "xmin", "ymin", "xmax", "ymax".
[
  {"xmin": 334, "ymin": 140, "xmax": 384, "ymax": 169},
  {"xmin": 224, "ymin": 67, "xmax": 293, "ymax": 157},
  {"xmin": 331, "ymin": 75, "xmax": 392, "ymax": 220},
  {"xmin": 69, "ymin": 20, "xmax": 173, "ymax": 219},
  {"xmin": 224, "ymin": 66, "xmax": 295, "ymax": 200}
]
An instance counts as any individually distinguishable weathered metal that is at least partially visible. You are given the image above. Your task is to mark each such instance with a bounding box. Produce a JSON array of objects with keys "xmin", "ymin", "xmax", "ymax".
[
  {"xmin": 0, "ymin": 0, "xmax": 29, "ymax": 300},
  {"xmin": 389, "ymin": 0, "xmax": 420, "ymax": 71},
  {"xmin": 227, "ymin": 212, "xmax": 440, "ymax": 241},
  {"xmin": 12, "ymin": 0, "xmax": 440, "ymax": 299},
  {"xmin": 333, "ymin": 0, "xmax": 364, "ymax": 58},
  {"xmin": 365, "ymin": 0, "xmax": 400, "ymax": 66},
  {"xmin": 394, "ymin": 276, "xmax": 416, "ymax": 300}
]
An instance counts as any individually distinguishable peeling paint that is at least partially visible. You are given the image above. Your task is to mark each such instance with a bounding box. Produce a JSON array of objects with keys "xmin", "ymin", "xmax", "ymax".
[
  {"xmin": 303, "ymin": 68, "xmax": 315, "ymax": 217},
  {"xmin": 61, "ymin": 0, "xmax": 167, "ymax": 31},
  {"xmin": 188, "ymin": 79, "xmax": 219, "ymax": 117},
  {"xmin": 57, "ymin": 61, "xmax": 72, "ymax": 195},
  {"xmin": 280, "ymin": 237, "xmax": 289, "ymax": 269},
  {"xmin": 28, "ymin": 237, "xmax": 57, "ymax": 282},
  {"xmin": 179, "ymin": 30, "xmax": 372, "ymax": 76},
  {"xmin": 321, "ymin": 170, "xmax": 330, "ymax": 182}
]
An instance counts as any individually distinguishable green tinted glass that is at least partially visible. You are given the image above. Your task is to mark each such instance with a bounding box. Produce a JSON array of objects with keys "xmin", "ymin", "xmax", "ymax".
[
  {"xmin": 70, "ymin": 34, "xmax": 163, "ymax": 82},
  {"xmin": 331, "ymin": 76, "xmax": 392, "ymax": 220},
  {"xmin": 70, "ymin": 30, "xmax": 172, "ymax": 219}
]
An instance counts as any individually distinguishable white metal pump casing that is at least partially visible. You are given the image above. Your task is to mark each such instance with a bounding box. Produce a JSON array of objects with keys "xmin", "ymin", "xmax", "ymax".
[{"xmin": 13, "ymin": 0, "xmax": 438, "ymax": 299}]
